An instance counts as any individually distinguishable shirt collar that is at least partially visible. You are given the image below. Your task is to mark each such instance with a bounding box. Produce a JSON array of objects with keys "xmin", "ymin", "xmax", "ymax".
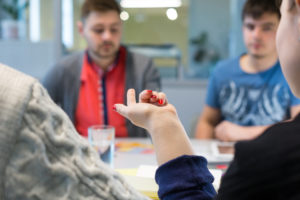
[{"xmin": 86, "ymin": 49, "xmax": 121, "ymax": 76}]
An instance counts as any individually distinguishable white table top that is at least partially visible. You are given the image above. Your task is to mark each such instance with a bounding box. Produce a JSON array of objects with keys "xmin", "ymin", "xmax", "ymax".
[{"xmin": 114, "ymin": 138, "xmax": 234, "ymax": 169}]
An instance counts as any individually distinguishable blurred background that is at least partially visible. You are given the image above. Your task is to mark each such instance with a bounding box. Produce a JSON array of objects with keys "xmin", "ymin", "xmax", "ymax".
[{"xmin": 0, "ymin": 0, "xmax": 247, "ymax": 136}]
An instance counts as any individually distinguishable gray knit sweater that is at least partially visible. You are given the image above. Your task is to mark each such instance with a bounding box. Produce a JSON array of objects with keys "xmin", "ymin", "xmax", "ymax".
[{"xmin": 0, "ymin": 64, "xmax": 149, "ymax": 200}]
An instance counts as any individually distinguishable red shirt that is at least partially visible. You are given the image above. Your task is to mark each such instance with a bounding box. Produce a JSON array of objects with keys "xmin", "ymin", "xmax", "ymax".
[{"xmin": 75, "ymin": 47, "xmax": 128, "ymax": 137}]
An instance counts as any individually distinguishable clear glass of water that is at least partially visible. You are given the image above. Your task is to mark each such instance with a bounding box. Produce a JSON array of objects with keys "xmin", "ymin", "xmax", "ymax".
[{"xmin": 88, "ymin": 125, "xmax": 115, "ymax": 168}]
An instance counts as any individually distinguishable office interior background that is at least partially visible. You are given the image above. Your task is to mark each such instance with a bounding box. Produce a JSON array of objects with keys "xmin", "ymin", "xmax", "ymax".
[{"xmin": 0, "ymin": 0, "xmax": 247, "ymax": 136}]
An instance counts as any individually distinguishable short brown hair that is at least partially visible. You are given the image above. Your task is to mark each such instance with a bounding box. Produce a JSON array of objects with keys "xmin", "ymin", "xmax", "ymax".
[
  {"xmin": 81, "ymin": 0, "xmax": 121, "ymax": 21},
  {"xmin": 242, "ymin": 0, "xmax": 281, "ymax": 21}
]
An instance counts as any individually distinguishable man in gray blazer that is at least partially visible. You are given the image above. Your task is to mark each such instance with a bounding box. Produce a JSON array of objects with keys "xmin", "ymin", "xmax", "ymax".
[{"xmin": 43, "ymin": 0, "xmax": 160, "ymax": 138}]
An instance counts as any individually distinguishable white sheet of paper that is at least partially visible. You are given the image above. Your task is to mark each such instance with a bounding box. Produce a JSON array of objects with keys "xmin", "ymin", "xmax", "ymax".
[{"xmin": 136, "ymin": 165, "xmax": 158, "ymax": 178}]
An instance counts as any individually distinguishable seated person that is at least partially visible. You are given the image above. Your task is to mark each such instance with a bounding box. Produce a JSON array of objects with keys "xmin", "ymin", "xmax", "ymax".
[
  {"xmin": 195, "ymin": 0, "xmax": 300, "ymax": 141},
  {"xmin": 43, "ymin": 0, "xmax": 160, "ymax": 138}
]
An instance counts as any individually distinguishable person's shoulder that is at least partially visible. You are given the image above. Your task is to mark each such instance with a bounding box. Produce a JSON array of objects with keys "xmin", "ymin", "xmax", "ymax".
[
  {"xmin": 44, "ymin": 51, "xmax": 84, "ymax": 81},
  {"xmin": 54, "ymin": 51, "xmax": 84, "ymax": 69},
  {"xmin": 126, "ymin": 48, "xmax": 151, "ymax": 62},
  {"xmin": 0, "ymin": 63, "xmax": 38, "ymax": 118},
  {"xmin": 0, "ymin": 63, "xmax": 36, "ymax": 86},
  {"xmin": 272, "ymin": 61, "xmax": 283, "ymax": 72},
  {"xmin": 212, "ymin": 56, "xmax": 240, "ymax": 75},
  {"xmin": 274, "ymin": 61, "xmax": 287, "ymax": 77},
  {"xmin": 125, "ymin": 48, "xmax": 154, "ymax": 72},
  {"xmin": 0, "ymin": 64, "xmax": 40, "ymax": 168},
  {"xmin": 271, "ymin": 61, "xmax": 291, "ymax": 84},
  {"xmin": 216, "ymin": 57, "xmax": 239, "ymax": 69}
]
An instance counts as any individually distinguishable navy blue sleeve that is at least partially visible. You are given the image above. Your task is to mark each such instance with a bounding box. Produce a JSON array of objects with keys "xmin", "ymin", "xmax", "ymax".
[{"xmin": 155, "ymin": 155, "xmax": 216, "ymax": 200}]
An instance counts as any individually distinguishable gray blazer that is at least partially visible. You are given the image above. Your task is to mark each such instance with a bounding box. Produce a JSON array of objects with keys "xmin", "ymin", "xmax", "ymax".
[
  {"xmin": 43, "ymin": 48, "xmax": 161, "ymax": 137},
  {"xmin": 0, "ymin": 63, "xmax": 148, "ymax": 199}
]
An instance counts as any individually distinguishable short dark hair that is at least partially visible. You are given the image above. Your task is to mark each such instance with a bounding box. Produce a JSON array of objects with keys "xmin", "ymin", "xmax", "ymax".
[
  {"xmin": 242, "ymin": 0, "xmax": 281, "ymax": 21},
  {"xmin": 81, "ymin": 0, "xmax": 121, "ymax": 21}
]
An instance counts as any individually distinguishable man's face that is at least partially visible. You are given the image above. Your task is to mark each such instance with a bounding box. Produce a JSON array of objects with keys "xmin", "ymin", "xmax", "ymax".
[
  {"xmin": 79, "ymin": 10, "xmax": 122, "ymax": 59},
  {"xmin": 243, "ymin": 13, "xmax": 280, "ymax": 59},
  {"xmin": 276, "ymin": 0, "xmax": 300, "ymax": 97}
]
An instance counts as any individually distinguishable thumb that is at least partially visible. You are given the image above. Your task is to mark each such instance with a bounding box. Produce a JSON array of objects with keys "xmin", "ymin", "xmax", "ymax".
[{"xmin": 114, "ymin": 104, "xmax": 128, "ymax": 118}]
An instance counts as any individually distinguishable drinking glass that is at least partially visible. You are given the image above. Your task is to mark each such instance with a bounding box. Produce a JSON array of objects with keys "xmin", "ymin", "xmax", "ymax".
[{"xmin": 88, "ymin": 125, "xmax": 115, "ymax": 168}]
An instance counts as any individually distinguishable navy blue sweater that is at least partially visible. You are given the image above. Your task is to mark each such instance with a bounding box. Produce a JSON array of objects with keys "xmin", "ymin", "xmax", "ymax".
[
  {"xmin": 155, "ymin": 155, "xmax": 216, "ymax": 200},
  {"xmin": 155, "ymin": 114, "xmax": 300, "ymax": 200}
]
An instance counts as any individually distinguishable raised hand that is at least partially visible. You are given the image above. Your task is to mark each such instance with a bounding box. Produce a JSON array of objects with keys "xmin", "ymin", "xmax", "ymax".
[
  {"xmin": 114, "ymin": 89, "xmax": 176, "ymax": 132},
  {"xmin": 114, "ymin": 89, "xmax": 193, "ymax": 165}
]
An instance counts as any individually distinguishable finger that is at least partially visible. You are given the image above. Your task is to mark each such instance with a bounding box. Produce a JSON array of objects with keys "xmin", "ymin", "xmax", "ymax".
[
  {"xmin": 157, "ymin": 92, "xmax": 168, "ymax": 105},
  {"xmin": 139, "ymin": 90, "xmax": 153, "ymax": 103},
  {"xmin": 127, "ymin": 89, "xmax": 136, "ymax": 106},
  {"xmin": 113, "ymin": 104, "xmax": 128, "ymax": 118},
  {"xmin": 150, "ymin": 91, "xmax": 158, "ymax": 103}
]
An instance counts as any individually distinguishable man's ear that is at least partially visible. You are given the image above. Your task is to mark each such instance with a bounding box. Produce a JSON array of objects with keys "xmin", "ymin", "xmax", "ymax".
[{"xmin": 77, "ymin": 21, "xmax": 84, "ymax": 36}]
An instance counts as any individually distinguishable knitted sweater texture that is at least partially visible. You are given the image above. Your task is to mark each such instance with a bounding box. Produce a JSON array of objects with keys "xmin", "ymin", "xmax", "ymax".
[{"xmin": 0, "ymin": 64, "xmax": 148, "ymax": 200}]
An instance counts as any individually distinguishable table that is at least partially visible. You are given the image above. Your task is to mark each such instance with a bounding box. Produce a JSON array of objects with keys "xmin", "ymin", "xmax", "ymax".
[
  {"xmin": 114, "ymin": 138, "xmax": 233, "ymax": 197},
  {"xmin": 114, "ymin": 138, "xmax": 234, "ymax": 169}
]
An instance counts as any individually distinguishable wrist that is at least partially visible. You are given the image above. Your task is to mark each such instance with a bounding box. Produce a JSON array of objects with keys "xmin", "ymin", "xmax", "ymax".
[
  {"xmin": 147, "ymin": 112, "xmax": 181, "ymax": 135},
  {"xmin": 147, "ymin": 115, "xmax": 194, "ymax": 165}
]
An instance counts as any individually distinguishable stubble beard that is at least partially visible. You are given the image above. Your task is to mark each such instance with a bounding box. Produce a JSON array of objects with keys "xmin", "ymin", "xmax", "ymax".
[
  {"xmin": 92, "ymin": 44, "xmax": 118, "ymax": 60},
  {"xmin": 249, "ymin": 47, "xmax": 277, "ymax": 61},
  {"xmin": 250, "ymin": 53, "xmax": 266, "ymax": 60},
  {"xmin": 248, "ymin": 45, "xmax": 267, "ymax": 60}
]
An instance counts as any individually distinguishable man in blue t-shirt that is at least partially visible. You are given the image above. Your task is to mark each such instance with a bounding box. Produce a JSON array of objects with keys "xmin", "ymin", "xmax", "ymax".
[{"xmin": 195, "ymin": 0, "xmax": 300, "ymax": 142}]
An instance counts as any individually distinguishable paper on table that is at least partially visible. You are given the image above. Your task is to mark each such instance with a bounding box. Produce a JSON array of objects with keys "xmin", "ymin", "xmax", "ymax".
[
  {"xmin": 136, "ymin": 165, "xmax": 158, "ymax": 178},
  {"xmin": 117, "ymin": 164, "xmax": 222, "ymax": 200},
  {"xmin": 121, "ymin": 175, "xmax": 159, "ymax": 199},
  {"xmin": 209, "ymin": 169, "xmax": 222, "ymax": 191},
  {"xmin": 116, "ymin": 166, "xmax": 159, "ymax": 200}
]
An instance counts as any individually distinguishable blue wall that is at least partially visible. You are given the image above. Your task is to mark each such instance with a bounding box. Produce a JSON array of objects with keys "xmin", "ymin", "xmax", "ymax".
[
  {"xmin": 229, "ymin": 0, "xmax": 246, "ymax": 58},
  {"xmin": 188, "ymin": 0, "xmax": 246, "ymax": 78}
]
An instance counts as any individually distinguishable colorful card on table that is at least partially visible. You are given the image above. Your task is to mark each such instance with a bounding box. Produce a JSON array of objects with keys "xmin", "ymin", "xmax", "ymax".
[{"xmin": 115, "ymin": 141, "xmax": 154, "ymax": 154}]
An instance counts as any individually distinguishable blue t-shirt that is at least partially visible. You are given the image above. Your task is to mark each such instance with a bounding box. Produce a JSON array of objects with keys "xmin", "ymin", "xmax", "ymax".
[{"xmin": 206, "ymin": 56, "xmax": 300, "ymax": 126}]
